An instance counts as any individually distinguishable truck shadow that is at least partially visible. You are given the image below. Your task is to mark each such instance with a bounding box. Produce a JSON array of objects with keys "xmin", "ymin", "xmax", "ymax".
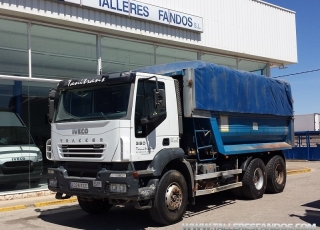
[
  {"xmin": 38, "ymin": 206, "xmax": 158, "ymax": 230},
  {"xmin": 302, "ymin": 200, "xmax": 320, "ymax": 209},
  {"xmin": 184, "ymin": 192, "xmax": 236, "ymax": 218},
  {"xmin": 37, "ymin": 192, "xmax": 237, "ymax": 230},
  {"xmin": 289, "ymin": 199, "xmax": 320, "ymax": 227}
]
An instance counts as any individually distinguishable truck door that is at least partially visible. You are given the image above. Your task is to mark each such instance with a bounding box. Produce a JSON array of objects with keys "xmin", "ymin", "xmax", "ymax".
[{"xmin": 132, "ymin": 79, "xmax": 173, "ymax": 161}]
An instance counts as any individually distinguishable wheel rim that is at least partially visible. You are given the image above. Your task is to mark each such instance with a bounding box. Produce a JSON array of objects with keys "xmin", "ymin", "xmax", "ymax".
[
  {"xmin": 165, "ymin": 182, "xmax": 183, "ymax": 211},
  {"xmin": 253, "ymin": 168, "xmax": 264, "ymax": 190},
  {"xmin": 275, "ymin": 163, "xmax": 284, "ymax": 184}
]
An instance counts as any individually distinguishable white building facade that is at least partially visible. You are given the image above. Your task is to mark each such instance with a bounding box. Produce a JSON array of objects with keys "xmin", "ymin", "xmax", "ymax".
[{"xmin": 0, "ymin": 0, "xmax": 297, "ymax": 193}]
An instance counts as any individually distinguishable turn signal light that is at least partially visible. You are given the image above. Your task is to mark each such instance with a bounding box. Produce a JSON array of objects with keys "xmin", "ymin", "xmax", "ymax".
[{"xmin": 133, "ymin": 171, "xmax": 139, "ymax": 179}]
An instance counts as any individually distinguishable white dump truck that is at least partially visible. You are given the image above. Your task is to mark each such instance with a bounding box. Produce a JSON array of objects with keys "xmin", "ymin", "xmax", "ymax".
[{"xmin": 46, "ymin": 61, "xmax": 293, "ymax": 225}]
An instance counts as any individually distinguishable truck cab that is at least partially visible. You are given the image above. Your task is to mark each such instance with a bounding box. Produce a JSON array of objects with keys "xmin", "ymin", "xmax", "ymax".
[
  {"xmin": 47, "ymin": 72, "xmax": 181, "ymax": 201},
  {"xmin": 47, "ymin": 72, "xmax": 177, "ymax": 162}
]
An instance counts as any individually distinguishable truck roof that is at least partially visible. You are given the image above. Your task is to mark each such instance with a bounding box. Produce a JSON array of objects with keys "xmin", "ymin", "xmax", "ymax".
[{"xmin": 56, "ymin": 72, "xmax": 136, "ymax": 91}]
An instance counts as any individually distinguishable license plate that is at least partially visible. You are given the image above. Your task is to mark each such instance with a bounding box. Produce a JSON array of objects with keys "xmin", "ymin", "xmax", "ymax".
[
  {"xmin": 93, "ymin": 181, "xmax": 102, "ymax": 188},
  {"xmin": 70, "ymin": 182, "xmax": 89, "ymax": 190}
]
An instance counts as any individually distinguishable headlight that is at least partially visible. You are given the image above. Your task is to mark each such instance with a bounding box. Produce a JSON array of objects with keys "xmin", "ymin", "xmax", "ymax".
[
  {"xmin": 110, "ymin": 173, "xmax": 126, "ymax": 178},
  {"xmin": 37, "ymin": 151, "xmax": 43, "ymax": 161},
  {"xmin": 46, "ymin": 139, "xmax": 52, "ymax": 160}
]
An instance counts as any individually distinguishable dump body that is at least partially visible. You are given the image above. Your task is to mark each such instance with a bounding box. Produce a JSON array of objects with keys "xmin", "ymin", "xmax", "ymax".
[{"xmin": 135, "ymin": 61, "xmax": 294, "ymax": 155}]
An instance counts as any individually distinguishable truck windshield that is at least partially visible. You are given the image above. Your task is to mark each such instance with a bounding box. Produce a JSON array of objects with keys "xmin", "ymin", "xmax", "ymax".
[
  {"xmin": 0, "ymin": 127, "xmax": 33, "ymax": 146},
  {"xmin": 55, "ymin": 84, "xmax": 131, "ymax": 122},
  {"xmin": 0, "ymin": 111, "xmax": 34, "ymax": 146}
]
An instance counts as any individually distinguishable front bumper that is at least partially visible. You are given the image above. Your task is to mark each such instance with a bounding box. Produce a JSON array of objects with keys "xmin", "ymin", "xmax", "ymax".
[
  {"xmin": 47, "ymin": 167, "xmax": 150, "ymax": 201},
  {"xmin": 0, "ymin": 162, "xmax": 43, "ymax": 184}
]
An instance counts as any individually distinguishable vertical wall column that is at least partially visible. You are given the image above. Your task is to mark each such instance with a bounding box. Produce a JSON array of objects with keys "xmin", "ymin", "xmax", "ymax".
[
  {"xmin": 153, "ymin": 45, "xmax": 157, "ymax": 65},
  {"xmin": 236, "ymin": 58, "xmax": 240, "ymax": 70},
  {"xmin": 28, "ymin": 23, "xmax": 32, "ymax": 78},
  {"xmin": 97, "ymin": 34, "xmax": 102, "ymax": 75},
  {"xmin": 266, "ymin": 62, "xmax": 271, "ymax": 77},
  {"xmin": 197, "ymin": 52, "xmax": 202, "ymax": 60},
  {"xmin": 13, "ymin": 81, "xmax": 22, "ymax": 116}
]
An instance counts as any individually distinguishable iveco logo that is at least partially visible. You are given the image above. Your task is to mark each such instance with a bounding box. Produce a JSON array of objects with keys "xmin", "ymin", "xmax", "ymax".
[
  {"xmin": 12, "ymin": 157, "xmax": 25, "ymax": 161},
  {"xmin": 72, "ymin": 128, "xmax": 89, "ymax": 135}
]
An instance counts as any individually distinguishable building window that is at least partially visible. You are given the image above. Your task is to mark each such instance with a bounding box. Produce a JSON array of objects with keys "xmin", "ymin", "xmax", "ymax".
[
  {"xmin": 0, "ymin": 19, "xmax": 28, "ymax": 76},
  {"xmin": 0, "ymin": 79, "xmax": 56, "ymax": 194},
  {"xmin": 201, "ymin": 54, "xmax": 237, "ymax": 69},
  {"xmin": 31, "ymin": 25, "xmax": 97, "ymax": 79},
  {"xmin": 237, "ymin": 59, "xmax": 267, "ymax": 75},
  {"xmin": 101, "ymin": 37, "xmax": 154, "ymax": 74},
  {"xmin": 202, "ymin": 53, "xmax": 268, "ymax": 75},
  {"xmin": 156, "ymin": 46, "xmax": 197, "ymax": 65}
]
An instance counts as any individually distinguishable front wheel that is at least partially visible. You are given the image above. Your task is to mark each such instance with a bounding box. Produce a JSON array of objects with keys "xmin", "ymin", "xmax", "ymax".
[
  {"xmin": 241, "ymin": 158, "xmax": 267, "ymax": 199},
  {"xmin": 266, "ymin": 155, "xmax": 286, "ymax": 193},
  {"xmin": 78, "ymin": 197, "xmax": 113, "ymax": 214},
  {"xmin": 149, "ymin": 170, "xmax": 188, "ymax": 225}
]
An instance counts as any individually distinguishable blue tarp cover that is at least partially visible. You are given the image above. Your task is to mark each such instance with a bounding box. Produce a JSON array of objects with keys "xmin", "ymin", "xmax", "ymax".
[{"xmin": 134, "ymin": 61, "xmax": 293, "ymax": 116}]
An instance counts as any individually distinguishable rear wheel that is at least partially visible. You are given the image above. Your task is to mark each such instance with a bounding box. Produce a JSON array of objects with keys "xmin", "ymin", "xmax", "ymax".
[
  {"xmin": 242, "ymin": 158, "xmax": 267, "ymax": 199},
  {"xmin": 149, "ymin": 170, "xmax": 188, "ymax": 225},
  {"xmin": 78, "ymin": 197, "xmax": 113, "ymax": 214},
  {"xmin": 231, "ymin": 187, "xmax": 244, "ymax": 198},
  {"xmin": 266, "ymin": 155, "xmax": 286, "ymax": 193}
]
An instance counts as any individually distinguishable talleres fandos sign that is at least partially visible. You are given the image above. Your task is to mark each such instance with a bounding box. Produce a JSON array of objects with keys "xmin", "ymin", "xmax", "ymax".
[{"xmin": 59, "ymin": 0, "xmax": 203, "ymax": 32}]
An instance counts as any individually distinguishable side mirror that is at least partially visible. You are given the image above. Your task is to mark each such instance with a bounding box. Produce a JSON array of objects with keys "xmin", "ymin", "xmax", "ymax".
[
  {"xmin": 154, "ymin": 89, "xmax": 166, "ymax": 109},
  {"xmin": 140, "ymin": 112, "xmax": 167, "ymax": 127},
  {"xmin": 48, "ymin": 88, "xmax": 56, "ymax": 123}
]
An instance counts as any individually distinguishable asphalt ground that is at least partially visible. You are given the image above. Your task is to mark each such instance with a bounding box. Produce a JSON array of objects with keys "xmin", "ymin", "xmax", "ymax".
[{"xmin": 0, "ymin": 161, "xmax": 314, "ymax": 212}]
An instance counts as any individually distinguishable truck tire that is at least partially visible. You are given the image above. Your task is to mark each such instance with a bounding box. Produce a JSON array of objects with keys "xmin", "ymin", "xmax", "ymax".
[
  {"xmin": 241, "ymin": 158, "xmax": 267, "ymax": 199},
  {"xmin": 149, "ymin": 170, "xmax": 188, "ymax": 225},
  {"xmin": 266, "ymin": 155, "xmax": 286, "ymax": 193},
  {"xmin": 77, "ymin": 197, "xmax": 113, "ymax": 215},
  {"xmin": 231, "ymin": 187, "xmax": 244, "ymax": 198}
]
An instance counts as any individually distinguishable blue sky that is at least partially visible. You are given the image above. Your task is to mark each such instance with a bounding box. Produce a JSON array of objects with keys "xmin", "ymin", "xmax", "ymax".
[{"xmin": 265, "ymin": 0, "xmax": 320, "ymax": 115}]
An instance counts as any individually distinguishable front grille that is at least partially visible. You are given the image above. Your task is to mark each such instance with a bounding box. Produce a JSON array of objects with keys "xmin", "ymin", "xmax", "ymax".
[
  {"xmin": 2, "ymin": 161, "xmax": 34, "ymax": 175},
  {"xmin": 67, "ymin": 171, "xmax": 98, "ymax": 177},
  {"xmin": 64, "ymin": 162, "xmax": 101, "ymax": 178},
  {"xmin": 4, "ymin": 161, "xmax": 31, "ymax": 167},
  {"xmin": 63, "ymin": 154, "xmax": 102, "ymax": 158},
  {"xmin": 2, "ymin": 167, "xmax": 34, "ymax": 174},
  {"xmin": 59, "ymin": 143, "xmax": 105, "ymax": 158},
  {"xmin": 66, "ymin": 162, "xmax": 101, "ymax": 171}
]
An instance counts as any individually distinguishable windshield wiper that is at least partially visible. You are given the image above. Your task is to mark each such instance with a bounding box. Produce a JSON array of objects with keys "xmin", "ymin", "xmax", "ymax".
[
  {"xmin": 100, "ymin": 112, "xmax": 108, "ymax": 120},
  {"xmin": 57, "ymin": 117, "xmax": 80, "ymax": 123},
  {"xmin": 73, "ymin": 112, "xmax": 108, "ymax": 121}
]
